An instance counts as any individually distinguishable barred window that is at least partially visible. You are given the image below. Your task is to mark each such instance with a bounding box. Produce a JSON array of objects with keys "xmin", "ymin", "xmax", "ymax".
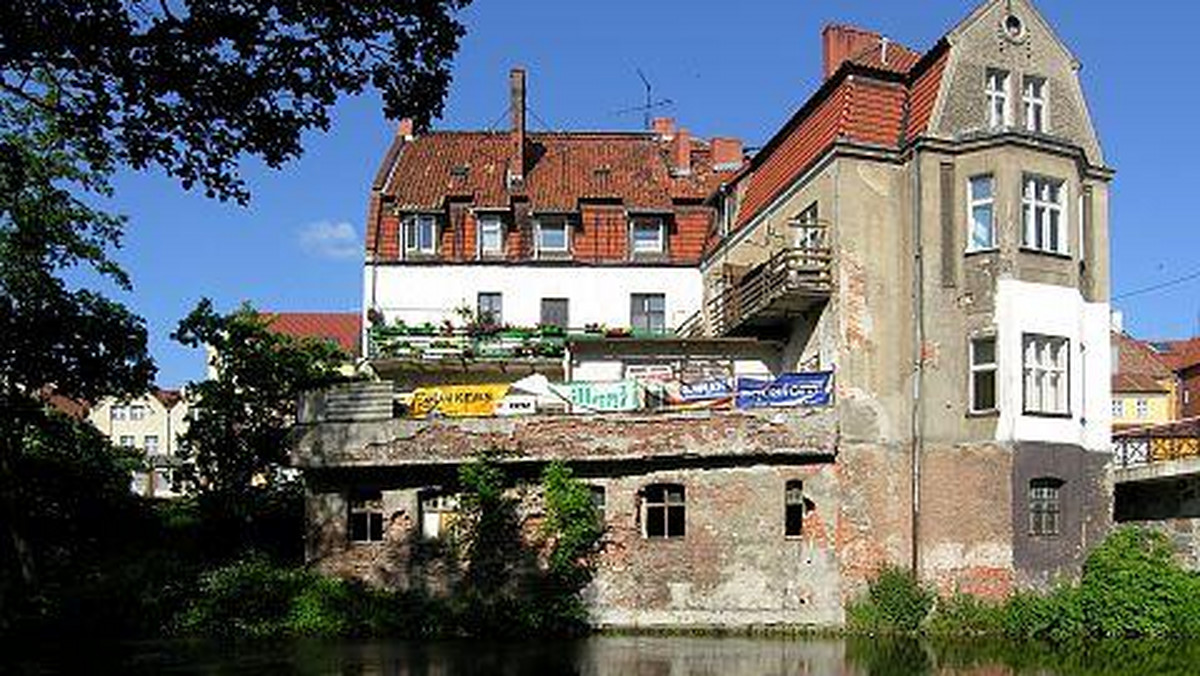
[{"xmin": 1029, "ymin": 478, "xmax": 1063, "ymax": 537}]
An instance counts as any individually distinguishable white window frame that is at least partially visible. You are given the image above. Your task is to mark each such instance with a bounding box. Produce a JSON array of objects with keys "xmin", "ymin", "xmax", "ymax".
[
  {"xmin": 1023, "ymin": 334, "xmax": 1070, "ymax": 416},
  {"xmin": 967, "ymin": 175, "xmax": 996, "ymax": 252},
  {"xmin": 118, "ymin": 435, "xmax": 136, "ymax": 448},
  {"xmin": 535, "ymin": 216, "xmax": 569, "ymax": 257},
  {"xmin": 1111, "ymin": 398, "xmax": 1124, "ymax": 418},
  {"xmin": 476, "ymin": 213, "xmax": 504, "ymax": 257},
  {"xmin": 144, "ymin": 435, "xmax": 160, "ymax": 455},
  {"xmin": 111, "ymin": 405, "xmax": 129, "ymax": 421},
  {"xmin": 630, "ymin": 217, "xmax": 666, "ymax": 256},
  {"xmin": 1135, "ymin": 398, "xmax": 1149, "ymax": 419},
  {"xmin": 969, "ymin": 335, "xmax": 998, "ymax": 413},
  {"xmin": 1022, "ymin": 176, "xmax": 1068, "ymax": 255},
  {"xmin": 403, "ymin": 214, "xmax": 437, "ymax": 256},
  {"xmin": 1029, "ymin": 478, "xmax": 1063, "ymax": 537},
  {"xmin": 129, "ymin": 404, "xmax": 147, "ymax": 421},
  {"xmin": 1022, "ymin": 75, "xmax": 1047, "ymax": 133},
  {"xmin": 986, "ymin": 68, "xmax": 1011, "ymax": 129}
]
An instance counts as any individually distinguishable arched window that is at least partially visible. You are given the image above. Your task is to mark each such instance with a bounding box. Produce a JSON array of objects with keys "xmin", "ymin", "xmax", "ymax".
[
  {"xmin": 643, "ymin": 484, "xmax": 685, "ymax": 538},
  {"xmin": 785, "ymin": 480, "xmax": 806, "ymax": 537},
  {"xmin": 1029, "ymin": 477, "xmax": 1064, "ymax": 536}
]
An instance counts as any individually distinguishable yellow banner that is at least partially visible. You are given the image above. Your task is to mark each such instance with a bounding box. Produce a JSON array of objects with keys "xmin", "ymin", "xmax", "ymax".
[{"xmin": 409, "ymin": 384, "xmax": 511, "ymax": 418}]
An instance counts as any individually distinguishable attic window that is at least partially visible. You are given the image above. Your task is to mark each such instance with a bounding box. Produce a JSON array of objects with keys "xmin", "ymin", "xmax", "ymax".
[
  {"xmin": 450, "ymin": 164, "xmax": 470, "ymax": 179},
  {"xmin": 1003, "ymin": 14, "xmax": 1026, "ymax": 41}
]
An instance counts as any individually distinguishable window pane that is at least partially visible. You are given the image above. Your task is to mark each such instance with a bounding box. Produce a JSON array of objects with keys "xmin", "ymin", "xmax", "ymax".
[
  {"xmin": 541, "ymin": 298, "xmax": 568, "ymax": 329},
  {"xmin": 646, "ymin": 507, "xmax": 665, "ymax": 537},
  {"xmin": 971, "ymin": 205, "xmax": 993, "ymax": 249},
  {"xmin": 479, "ymin": 216, "xmax": 502, "ymax": 253},
  {"xmin": 970, "ymin": 176, "xmax": 993, "ymax": 201},
  {"xmin": 667, "ymin": 506, "xmax": 685, "ymax": 537},
  {"xmin": 972, "ymin": 338, "xmax": 996, "ymax": 365},
  {"xmin": 540, "ymin": 221, "xmax": 567, "ymax": 251},
  {"xmin": 974, "ymin": 370, "xmax": 996, "ymax": 411},
  {"xmin": 478, "ymin": 293, "xmax": 502, "ymax": 324},
  {"xmin": 633, "ymin": 220, "xmax": 664, "ymax": 253},
  {"xmin": 786, "ymin": 504, "xmax": 804, "ymax": 537}
]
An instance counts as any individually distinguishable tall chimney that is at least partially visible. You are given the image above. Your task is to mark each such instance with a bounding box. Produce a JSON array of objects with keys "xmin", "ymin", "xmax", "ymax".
[
  {"xmin": 652, "ymin": 117, "xmax": 676, "ymax": 140},
  {"xmin": 397, "ymin": 117, "xmax": 414, "ymax": 141},
  {"xmin": 822, "ymin": 24, "xmax": 882, "ymax": 80},
  {"xmin": 671, "ymin": 128, "xmax": 691, "ymax": 177},
  {"xmin": 509, "ymin": 68, "xmax": 526, "ymax": 188}
]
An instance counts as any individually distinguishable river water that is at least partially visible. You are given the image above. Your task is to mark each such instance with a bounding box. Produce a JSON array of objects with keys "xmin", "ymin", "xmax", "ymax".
[{"xmin": 5, "ymin": 634, "xmax": 1198, "ymax": 674}]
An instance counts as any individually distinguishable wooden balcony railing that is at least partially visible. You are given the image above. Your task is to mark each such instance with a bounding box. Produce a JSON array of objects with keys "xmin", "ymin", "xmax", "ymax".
[{"xmin": 699, "ymin": 244, "xmax": 832, "ymax": 337}]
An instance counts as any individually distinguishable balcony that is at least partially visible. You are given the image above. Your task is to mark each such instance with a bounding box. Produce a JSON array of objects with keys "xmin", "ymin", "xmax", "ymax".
[{"xmin": 683, "ymin": 241, "xmax": 832, "ymax": 339}]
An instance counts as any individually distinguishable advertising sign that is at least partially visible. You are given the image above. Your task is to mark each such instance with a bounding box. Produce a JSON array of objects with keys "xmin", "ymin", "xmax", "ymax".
[
  {"xmin": 410, "ymin": 384, "xmax": 511, "ymax": 418},
  {"xmin": 552, "ymin": 380, "xmax": 642, "ymax": 413},
  {"xmin": 735, "ymin": 371, "xmax": 833, "ymax": 409}
]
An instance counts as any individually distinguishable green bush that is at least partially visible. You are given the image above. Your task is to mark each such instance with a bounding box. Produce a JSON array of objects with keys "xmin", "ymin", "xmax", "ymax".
[
  {"xmin": 847, "ymin": 564, "xmax": 934, "ymax": 634},
  {"xmin": 1078, "ymin": 526, "xmax": 1190, "ymax": 638},
  {"xmin": 925, "ymin": 592, "xmax": 1004, "ymax": 637}
]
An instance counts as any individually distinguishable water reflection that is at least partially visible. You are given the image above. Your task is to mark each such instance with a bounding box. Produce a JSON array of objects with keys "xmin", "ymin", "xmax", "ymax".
[{"xmin": 9, "ymin": 634, "xmax": 1200, "ymax": 675}]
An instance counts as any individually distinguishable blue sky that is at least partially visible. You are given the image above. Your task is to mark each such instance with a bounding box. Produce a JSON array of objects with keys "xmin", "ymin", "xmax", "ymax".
[{"xmin": 102, "ymin": 0, "xmax": 1198, "ymax": 387}]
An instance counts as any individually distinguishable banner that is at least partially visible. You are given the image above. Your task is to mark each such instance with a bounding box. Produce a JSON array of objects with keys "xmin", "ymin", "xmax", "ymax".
[
  {"xmin": 552, "ymin": 380, "xmax": 642, "ymax": 413},
  {"xmin": 735, "ymin": 371, "xmax": 833, "ymax": 409},
  {"xmin": 410, "ymin": 383, "xmax": 510, "ymax": 418}
]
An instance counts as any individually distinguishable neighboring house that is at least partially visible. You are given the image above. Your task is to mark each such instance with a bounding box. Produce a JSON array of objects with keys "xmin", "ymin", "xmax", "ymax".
[
  {"xmin": 293, "ymin": 0, "xmax": 1113, "ymax": 628},
  {"xmin": 88, "ymin": 389, "xmax": 190, "ymax": 498},
  {"xmin": 1150, "ymin": 337, "xmax": 1200, "ymax": 419},
  {"xmin": 1111, "ymin": 331, "xmax": 1179, "ymax": 429},
  {"xmin": 361, "ymin": 68, "xmax": 742, "ymax": 355},
  {"xmin": 204, "ymin": 312, "xmax": 363, "ymax": 380}
]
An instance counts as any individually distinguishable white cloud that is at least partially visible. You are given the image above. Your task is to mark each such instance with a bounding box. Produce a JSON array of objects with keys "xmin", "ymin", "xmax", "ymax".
[{"xmin": 298, "ymin": 220, "xmax": 360, "ymax": 260}]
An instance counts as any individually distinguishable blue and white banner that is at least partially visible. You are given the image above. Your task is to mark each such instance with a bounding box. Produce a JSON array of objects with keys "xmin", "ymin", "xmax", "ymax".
[
  {"xmin": 735, "ymin": 371, "xmax": 833, "ymax": 409},
  {"xmin": 678, "ymin": 378, "xmax": 734, "ymax": 401}
]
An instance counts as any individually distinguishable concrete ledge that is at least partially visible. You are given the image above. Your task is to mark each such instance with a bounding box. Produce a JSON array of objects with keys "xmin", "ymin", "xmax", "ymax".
[{"xmin": 1115, "ymin": 456, "xmax": 1200, "ymax": 485}]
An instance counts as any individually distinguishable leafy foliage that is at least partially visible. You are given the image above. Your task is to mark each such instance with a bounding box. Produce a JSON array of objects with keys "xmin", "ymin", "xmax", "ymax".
[
  {"xmin": 172, "ymin": 299, "xmax": 348, "ymax": 498},
  {"xmin": 847, "ymin": 564, "xmax": 934, "ymax": 634},
  {"xmin": 1, "ymin": 0, "xmax": 471, "ymax": 203}
]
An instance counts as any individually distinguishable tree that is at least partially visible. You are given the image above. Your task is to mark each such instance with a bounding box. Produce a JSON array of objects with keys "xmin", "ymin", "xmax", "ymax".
[
  {"xmin": 172, "ymin": 299, "xmax": 348, "ymax": 499},
  {"xmin": 1, "ymin": 0, "xmax": 471, "ymax": 203}
]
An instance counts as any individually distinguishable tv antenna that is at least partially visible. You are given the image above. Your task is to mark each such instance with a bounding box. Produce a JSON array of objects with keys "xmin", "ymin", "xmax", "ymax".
[{"xmin": 612, "ymin": 68, "xmax": 673, "ymax": 129}]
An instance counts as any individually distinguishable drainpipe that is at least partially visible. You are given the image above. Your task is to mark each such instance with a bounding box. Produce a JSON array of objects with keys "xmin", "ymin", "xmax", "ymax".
[{"xmin": 910, "ymin": 148, "xmax": 924, "ymax": 575}]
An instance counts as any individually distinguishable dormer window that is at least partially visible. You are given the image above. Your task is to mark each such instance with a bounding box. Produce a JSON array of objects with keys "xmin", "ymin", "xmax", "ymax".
[
  {"xmin": 403, "ymin": 214, "xmax": 437, "ymax": 256},
  {"xmin": 536, "ymin": 216, "xmax": 569, "ymax": 258},
  {"xmin": 986, "ymin": 69, "xmax": 1010, "ymax": 130},
  {"xmin": 1023, "ymin": 76, "xmax": 1047, "ymax": 133},
  {"xmin": 477, "ymin": 213, "xmax": 503, "ymax": 257},
  {"xmin": 631, "ymin": 216, "xmax": 665, "ymax": 256}
]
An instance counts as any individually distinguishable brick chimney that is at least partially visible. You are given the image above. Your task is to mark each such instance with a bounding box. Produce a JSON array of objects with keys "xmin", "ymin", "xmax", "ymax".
[
  {"xmin": 652, "ymin": 116, "xmax": 676, "ymax": 140},
  {"xmin": 397, "ymin": 117, "xmax": 414, "ymax": 141},
  {"xmin": 509, "ymin": 67, "xmax": 526, "ymax": 188},
  {"xmin": 822, "ymin": 24, "xmax": 882, "ymax": 80},
  {"xmin": 710, "ymin": 137, "xmax": 743, "ymax": 170},
  {"xmin": 671, "ymin": 128, "xmax": 691, "ymax": 176}
]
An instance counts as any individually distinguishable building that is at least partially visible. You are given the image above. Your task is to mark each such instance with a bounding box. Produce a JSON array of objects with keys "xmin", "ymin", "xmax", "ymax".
[
  {"xmin": 293, "ymin": 0, "xmax": 1113, "ymax": 627},
  {"xmin": 1147, "ymin": 337, "xmax": 1200, "ymax": 419},
  {"xmin": 87, "ymin": 389, "xmax": 190, "ymax": 498},
  {"xmin": 361, "ymin": 68, "xmax": 742, "ymax": 357},
  {"xmin": 1111, "ymin": 330, "xmax": 1179, "ymax": 429}
]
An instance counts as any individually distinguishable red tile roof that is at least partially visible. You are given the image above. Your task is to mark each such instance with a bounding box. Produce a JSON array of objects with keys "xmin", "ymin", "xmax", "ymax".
[
  {"xmin": 382, "ymin": 132, "xmax": 735, "ymax": 213},
  {"xmin": 1155, "ymin": 338, "xmax": 1200, "ymax": 372},
  {"xmin": 152, "ymin": 388, "xmax": 183, "ymax": 410},
  {"xmin": 263, "ymin": 312, "xmax": 362, "ymax": 356},
  {"xmin": 1112, "ymin": 331, "xmax": 1175, "ymax": 394},
  {"xmin": 727, "ymin": 40, "xmax": 949, "ymax": 233}
]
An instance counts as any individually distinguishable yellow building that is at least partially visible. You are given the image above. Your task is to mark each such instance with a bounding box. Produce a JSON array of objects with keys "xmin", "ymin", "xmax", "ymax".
[
  {"xmin": 87, "ymin": 389, "xmax": 190, "ymax": 498},
  {"xmin": 1111, "ymin": 331, "xmax": 1178, "ymax": 430}
]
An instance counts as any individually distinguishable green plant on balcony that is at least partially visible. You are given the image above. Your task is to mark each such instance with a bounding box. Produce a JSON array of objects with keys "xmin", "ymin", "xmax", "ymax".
[{"xmin": 537, "ymin": 324, "xmax": 566, "ymax": 338}]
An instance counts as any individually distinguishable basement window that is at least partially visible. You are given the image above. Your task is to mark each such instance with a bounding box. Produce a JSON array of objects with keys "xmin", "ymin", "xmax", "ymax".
[
  {"xmin": 785, "ymin": 480, "xmax": 806, "ymax": 537},
  {"xmin": 1029, "ymin": 477, "xmax": 1063, "ymax": 537},
  {"xmin": 643, "ymin": 483, "xmax": 685, "ymax": 539},
  {"xmin": 349, "ymin": 489, "xmax": 385, "ymax": 543}
]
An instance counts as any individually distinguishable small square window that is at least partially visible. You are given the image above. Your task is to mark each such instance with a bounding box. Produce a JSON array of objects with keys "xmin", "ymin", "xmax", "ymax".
[
  {"xmin": 111, "ymin": 405, "xmax": 129, "ymax": 421},
  {"xmin": 144, "ymin": 435, "xmax": 160, "ymax": 455},
  {"xmin": 129, "ymin": 405, "xmax": 147, "ymax": 421},
  {"xmin": 537, "ymin": 217, "xmax": 569, "ymax": 256},
  {"xmin": 1136, "ymin": 399, "xmax": 1149, "ymax": 419},
  {"xmin": 631, "ymin": 217, "xmax": 665, "ymax": 255},
  {"xmin": 1112, "ymin": 399, "xmax": 1124, "ymax": 418},
  {"xmin": 540, "ymin": 298, "xmax": 569, "ymax": 329}
]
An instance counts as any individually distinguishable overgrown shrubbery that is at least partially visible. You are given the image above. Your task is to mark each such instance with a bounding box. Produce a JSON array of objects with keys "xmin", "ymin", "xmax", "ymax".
[{"xmin": 849, "ymin": 526, "xmax": 1200, "ymax": 641}]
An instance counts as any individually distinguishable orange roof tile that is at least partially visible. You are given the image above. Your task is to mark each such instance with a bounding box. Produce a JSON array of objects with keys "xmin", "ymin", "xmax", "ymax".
[{"xmin": 263, "ymin": 312, "xmax": 362, "ymax": 356}]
